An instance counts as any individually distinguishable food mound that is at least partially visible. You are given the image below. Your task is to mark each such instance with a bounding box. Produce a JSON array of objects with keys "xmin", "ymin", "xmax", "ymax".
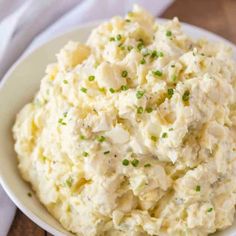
[{"xmin": 13, "ymin": 5, "xmax": 236, "ymax": 236}]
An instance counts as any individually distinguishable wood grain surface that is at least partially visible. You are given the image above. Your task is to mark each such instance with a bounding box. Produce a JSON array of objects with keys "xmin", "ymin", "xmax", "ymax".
[{"xmin": 7, "ymin": 0, "xmax": 236, "ymax": 235}]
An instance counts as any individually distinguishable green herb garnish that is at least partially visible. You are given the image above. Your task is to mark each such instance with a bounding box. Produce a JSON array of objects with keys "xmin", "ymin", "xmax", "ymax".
[
  {"xmin": 152, "ymin": 70, "xmax": 163, "ymax": 77},
  {"xmin": 66, "ymin": 177, "xmax": 73, "ymax": 188},
  {"xmin": 122, "ymin": 159, "xmax": 129, "ymax": 166},
  {"xmin": 116, "ymin": 34, "xmax": 122, "ymax": 41},
  {"xmin": 83, "ymin": 152, "xmax": 89, "ymax": 157},
  {"xmin": 195, "ymin": 185, "xmax": 201, "ymax": 192},
  {"xmin": 80, "ymin": 87, "xmax": 87, "ymax": 93},
  {"xmin": 131, "ymin": 159, "xmax": 139, "ymax": 167},
  {"xmin": 109, "ymin": 88, "xmax": 115, "ymax": 93},
  {"xmin": 172, "ymin": 75, "xmax": 177, "ymax": 82},
  {"xmin": 144, "ymin": 163, "xmax": 151, "ymax": 168},
  {"xmin": 207, "ymin": 208, "xmax": 213, "ymax": 213},
  {"xmin": 97, "ymin": 136, "xmax": 106, "ymax": 142},
  {"xmin": 58, "ymin": 118, "xmax": 66, "ymax": 125},
  {"xmin": 166, "ymin": 30, "xmax": 172, "ymax": 37},
  {"xmin": 182, "ymin": 90, "xmax": 190, "ymax": 102},
  {"xmin": 137, "ymin": 42, "xmax": 144, "ymax": 51},
  {"xmin": 137, "ymin": 106, "xmax": 144, "ymax": 114},
  {"xmin": 151, "ymin": 136, "xmax": 157, "ymax": 142},
  {"xmin": 127, "ymin": 45, "xmax": 133, "ymax": 51},
  {"xmin": 121, "ymin": 70, "xmax": 128, "ymax": 77},
  {"xmin": 88, "ymin": 75, "xmax": 95, "ymax": 81},
  {"xmin": 167, "ymin": 88, "xmax": 174, "ymax": 99},
  {"xmin": 162, "ymin": 132, "xmax": 168, "ymax": 138},
  {"xmin": 146, "ymin": 107, "xmax": 153, "ymax": 113},
  {"xmin": 121, "ymin": 85, "xmax": 128, "ymax": 91},
  {"xmin": 136, "ymin": 90, "xmax": 145, "ymax": 99},
  {"xmin": 140, "ymin": 58, "xmax": 146, "ymax": 64}
]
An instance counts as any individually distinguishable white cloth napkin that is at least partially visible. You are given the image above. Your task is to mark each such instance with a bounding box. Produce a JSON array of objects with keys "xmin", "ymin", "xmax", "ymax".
[{"xmin": 0, "ymin": 0, "xmax": 173, "ymax": 235}]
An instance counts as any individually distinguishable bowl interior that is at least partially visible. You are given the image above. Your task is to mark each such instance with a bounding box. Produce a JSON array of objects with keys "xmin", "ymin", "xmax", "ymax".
[{"xmin": 0, "ymin": 20, "xmax": 235, "ymax": 236}]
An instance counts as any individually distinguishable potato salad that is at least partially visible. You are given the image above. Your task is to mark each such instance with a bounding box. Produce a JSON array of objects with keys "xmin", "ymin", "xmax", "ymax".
[{"xmin": 13, "ymin": 5, "xmax": 236, "ymax": 236}]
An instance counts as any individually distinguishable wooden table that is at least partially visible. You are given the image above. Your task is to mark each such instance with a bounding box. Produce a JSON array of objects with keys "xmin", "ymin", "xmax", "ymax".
[{"xmin": 8, "ymin": 0, "xmax": 236, "ymax": 235}]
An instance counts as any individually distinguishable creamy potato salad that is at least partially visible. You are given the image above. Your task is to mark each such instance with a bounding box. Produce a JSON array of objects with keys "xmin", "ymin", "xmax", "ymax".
[{"xmin": 13, "ymin": 5, "xmax": 236, "ymax": 236}]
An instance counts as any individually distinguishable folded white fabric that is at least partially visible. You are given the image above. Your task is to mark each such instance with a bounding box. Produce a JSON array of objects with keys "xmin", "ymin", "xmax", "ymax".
[
  {"xmin": 0, "ymin": 0, "xmax": 173, "ymax": 235},
  {"xmin": 0, "ymin": 187, "xmax": 16, "ymax": 236}
]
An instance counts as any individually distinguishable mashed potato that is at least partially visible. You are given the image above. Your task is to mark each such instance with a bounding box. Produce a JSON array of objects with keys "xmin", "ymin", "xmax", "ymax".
[{"xmin": 13, "ymin": 5, "xmax": 236, "ymax": 236}]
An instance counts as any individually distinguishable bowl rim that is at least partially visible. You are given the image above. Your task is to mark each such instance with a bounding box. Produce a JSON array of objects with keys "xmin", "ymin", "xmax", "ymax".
[{"xmin": 0, "ymin": 18, "xmax": 235, "ymax": 236}]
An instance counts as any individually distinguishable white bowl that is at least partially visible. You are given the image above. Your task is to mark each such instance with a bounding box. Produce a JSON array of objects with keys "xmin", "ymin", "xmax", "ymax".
[{"xmin": 0, "ymin": 19, "xmax": 235, "ymax": 236}]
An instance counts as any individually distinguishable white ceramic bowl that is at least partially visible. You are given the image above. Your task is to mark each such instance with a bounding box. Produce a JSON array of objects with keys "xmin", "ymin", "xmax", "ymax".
[{"xmin": 0, "ymin": 20, "xmax": 235, "ymax": 236}]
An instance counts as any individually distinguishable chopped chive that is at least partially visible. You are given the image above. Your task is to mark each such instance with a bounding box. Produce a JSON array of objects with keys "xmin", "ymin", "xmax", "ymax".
[
  {"xmin": 116, "ymin": 34, "xmax": 122, "ymax": 41},
  {"xmin": 63, "ymin": 112, "xmax": 68, "ymax": 117},
  {"xmin": 27, "ymin": 192, "xmax": 32, "ymax": 197},
  {"xmin": 172, "ymin": 75, "xmax": 177, "ymax": 81},
  {"xmin": 136, "ymin": 90, "xmax": 145, "ymax": 99},
  {"xmin": 158, "ymin": 51, "xmax": 164, "ymax": 57},
  {"xmin": 88, "ymin": 75, "xmax": 95, "ymax": 81},
  {"xmin": 58, "ymin": 118, "xmax": 66, "ymax": 125},
  {"xmin": 137, "ymin": 42, "xmax": 144, "ymax": 51},
  {"xmin": 140, "ymin": 58, "xmax": 146, "ymax": 64},
  {"xmin": 125, "ymin": 19, "xmax": 131, "ymax": 22},
  {"xmin": 66, "ymin": 204, "xmax": 71, "ymax": 212},
  {"xmin": 81, "ymin": 87, "xmax": 87, "ymax": 93},
  {"xmin": 167, "ymin": 88, "xmax": 174, "ymax": 99},
  {"xmin": 151, "ymin": 51, "xmax": 164, "ymax": 58},
  {"xmin": 151, "ymin": 136, "xmax": 157, "ymax": 142},
  {"xmin": 152, "ymin": 70, "xmax": 163, "ymax": 77},
  {"xmin": 144, "ymin": 163, "xmax": 151, "ymax": 168},
  {"xmin": 121, "ymin": 85, "xmax": 128, "ymax": 91},
  {"xmin": 109, "ymin": 37, "xmax": 115, "ymax": 41},
  {"xmin": 80, "ymin": 135, "xmax": 85, "ymax": 140},
  {"xmin": 83, "ymin": 151, "xmax": 89, "ymax": 157},
  {"xmin": 195, "ymin": 185, "xmax": 201, "ymax": 192},
  {"xmin": 150, "ymin": 50, "xmax": 158, "ymax": 59},
  {"xmin": 63, "ymin": 80, "xmax": 68, "ymax": 84},
  {"xmin": 207, "ymin": 208, "xmax": 213, "ymax": 212},
  {"xmin": 121, "ymin": 70, "xmax": 128, "ymax": 77},
  {"xmin": 162, "ymin": 132, "xmax": 168, "ymax": 138},
  {"xmin": 182, "ymin": 90, "xmax": 190, "ymax": 102},
  {"xmin": 109, "ymin": 88, "xmax": 115, "ymax": 93},
  {"xmin": 137, "ymin": 106, "xmax": 144, "ymax": 114},
  {"xmin": 169, "ymin": 128, "xmax": 174, "ymax": 131},
  {"xmin": 66, "ymin": 177, "xmax": 73, "ymax": 188},
  {"xmin": 99, "ymin": 87, "xmax": 106, "ymax": 93},
  {"xmin": 166, "ymin": 30, "xmax": 172, "ymax": 37},
  {"xmin": 97, "ymin": 136, "xmax": 106, "ymax": 142},
  {"xmin": 146, "ymin": 107, "xmax": 153, "ymax": 113},
  {"xmin": 171, "ymin": 64, "xmax": 175, "ymax": 68},
  {"xmin": 127, "ymin": 45, "xmax": 133, "ymax": 51},
  {"xmin": 104, "ymin": 150, "xmax": 110, "ymax": 155},
  {"xmin": 131, "ymin": 159, "xmax": 139, "ymax": 167},
  {"xmin": 122, "ymin": 159, "xmax": 129, "ymax": 166}
]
